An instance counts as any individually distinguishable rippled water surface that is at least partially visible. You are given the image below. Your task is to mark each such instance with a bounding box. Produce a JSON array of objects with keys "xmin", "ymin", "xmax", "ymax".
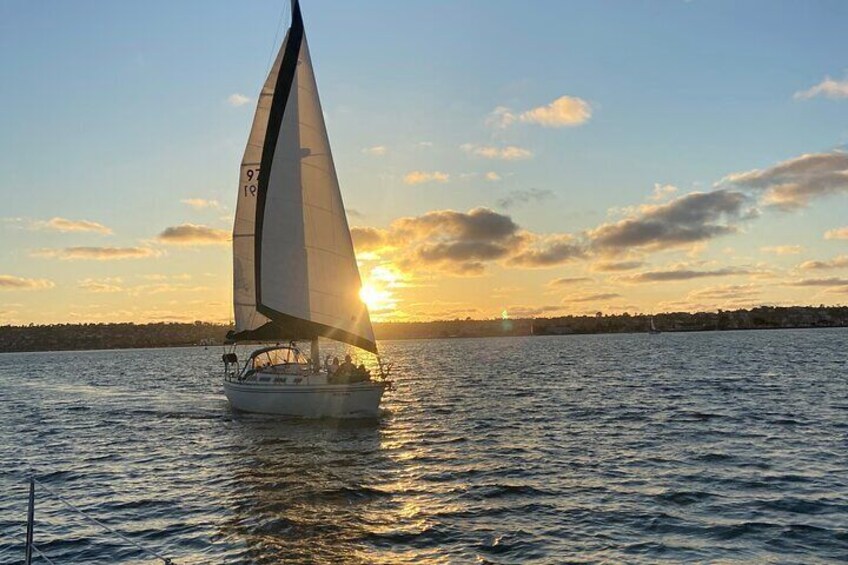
[{"xmin": 1, "ymin": 329, "xmax": 847, "ymax": 563}]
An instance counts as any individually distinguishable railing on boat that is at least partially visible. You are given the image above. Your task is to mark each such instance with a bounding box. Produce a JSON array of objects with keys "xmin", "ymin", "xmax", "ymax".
[{"xmin": 21, "ymin": 475, "xmax": 177, "ymax": 565}]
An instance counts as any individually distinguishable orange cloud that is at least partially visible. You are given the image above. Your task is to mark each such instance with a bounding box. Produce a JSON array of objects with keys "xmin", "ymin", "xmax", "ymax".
[{"xmin": 157, "ymin": 224, "xmax": 230, "ymax": 245}]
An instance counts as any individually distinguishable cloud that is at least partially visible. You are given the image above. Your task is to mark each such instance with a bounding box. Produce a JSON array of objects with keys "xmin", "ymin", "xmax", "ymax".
[
  {"xmin": 761, "ymin": 245, "xmax": 803, "ymax": 255},
  {"xmin": 227, "ymin": 93, "xmax": 251, "ymax": 107},
  {"xmin": 488, "ymin": 95, "xmax": 592, "ymax": 128},
  {"xmin": 824, "ymin": 227, "xmax": 848, "ymax": 240},
  {"xmin": 461, "ymin": 144, "xmax": 533, "ymax": 160},
  {"xmin": 591, "ymin": 260, "xmax": 645, "ymax": 272},
  {"xmin": 0, "ymin": 275, "xmax": 55, "ymax": 290},
  {"xmin": 505, "ymin": 304, "xmax": 566, "ymax": 317},
  {"xmin": 720, "ymin": 151, "xmax": 848, "ymax": 210},
  {"xmin": 30, "ymin": 217, "xmax": 112, "ymax": 234},
  {"xmin": 496, "ymin": 188, "xmax": 554, "ymax": 210},
  {"xmin": 589, "ymin": 189, "xmax": 754, "ymax": 253},
  {"xmin": 649, "ymin": 184, "xmax": 679, "ymax": 202},
  {"xmin": 404, "ymin": 171, "xmax": 450, "ymax": 185},
  {"xmin": 346, "ymin": 208, "xmax": 365, "ymax": 219},
  {"xmin": 794, "ymin": 76, "xmax": 848, "ymax": 100},
  {"xmin": 353, "ymin": 207, "xmax": 527, "ymax": 275},
  {"xmin": 519, "ymin": 96, "xmax": 592, "ymax": 127},
  {"xmin": 79, "ymin": 278, "xmax": 124, "ymax": 293},
  {"xmin": 32, "ymin": 247, "xmax": 161, "ymax": 260},
  {"xmin": 621, "ymin": 266, "xmax": 751, "ymax": 283},
  {"xmin": 506, "ymin": 234, "xmax": 585, "ymax": 268},
  {"xmin": 798, "ymin": 255, "xmax": 848, "ymax": 270},
  {"xmin": 351, "ymin": 226, "xmax": 390, "ymax": 251},
  {"xmin": 548, "ymin": 276, "xmax": 592, "ymax": 286},
  {"xmin": 362, "ymin": 145, "xmax": 387, "ymax": 156},
  {"xmin": 565, "ymin": 292, "xmax": 622, "ymax": 303},
  {"xmin": 787, "ymin": 277, "xmax": 848, "ymax": 287},
  {"xmin": 688, "ymin": 283, "xmax": 760, "ymax": 300},
  {"xmin": 181, "ymin": 198, "xmax": 221, "ymax": 210},
  {"xmin": 157, "ymin": 224, "xmax": 230, "ymax": 245},
  {"xmin": 485, "ymin": 172, "xmax": 501, "ymax": 182}
]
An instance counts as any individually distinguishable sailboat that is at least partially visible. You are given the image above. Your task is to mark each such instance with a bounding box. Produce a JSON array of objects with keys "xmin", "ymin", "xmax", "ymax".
[
  {"xmin": 649, "ymin": 315, "xmax": 661, "ymax": 335},
  {"xmin": 221, "ymin": 0, "xmax": 391, "ymax": 418}
]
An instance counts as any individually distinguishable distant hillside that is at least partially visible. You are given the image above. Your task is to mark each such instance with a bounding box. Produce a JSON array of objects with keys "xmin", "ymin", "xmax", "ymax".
[{"xmin": 0, "ymin": 305, "xmax": 846, "ymax": 353}]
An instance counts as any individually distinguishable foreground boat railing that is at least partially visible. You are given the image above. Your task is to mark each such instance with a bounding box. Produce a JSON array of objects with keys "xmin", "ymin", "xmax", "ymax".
[{"xmin": 23, "ymin": 476, "xmax": 177, "ymax": 565}]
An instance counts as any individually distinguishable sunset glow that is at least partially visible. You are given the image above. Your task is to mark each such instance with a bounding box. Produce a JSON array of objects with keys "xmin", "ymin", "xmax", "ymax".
[{"xmin": 1, "ymin": 2, "xmax": 847, "ymax": 326}]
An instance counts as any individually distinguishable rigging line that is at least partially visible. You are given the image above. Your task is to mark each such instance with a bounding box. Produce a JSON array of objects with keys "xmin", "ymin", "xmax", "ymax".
[
  {"xmin": 265, "ymin": 2, "xmax": 290, "ymax": 75},
  {"xmin": 10, "ymin": 533, "xmax": 57, "ymax": 565},
  {"xmin": 31, "ymin": 478, "xmax": 176, "ymax": 565}
]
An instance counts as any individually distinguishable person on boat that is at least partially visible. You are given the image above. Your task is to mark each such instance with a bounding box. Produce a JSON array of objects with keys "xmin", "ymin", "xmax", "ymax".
[
  {"xmin": 355, "ymin": 363, "xmax": 371, "ymax": 382},
  {"xmin": 329, "ymin": 357, "xmax": 340, "ymax": 375},
  {"xmin": 336, "ymin": 355, "xmax": 355, "ymax": 379}
]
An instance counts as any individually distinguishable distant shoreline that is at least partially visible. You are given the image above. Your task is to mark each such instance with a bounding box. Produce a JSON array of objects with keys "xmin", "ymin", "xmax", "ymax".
[{"xmin": 1, "ymin": 305, "xmax": 846, "ymax": 353}]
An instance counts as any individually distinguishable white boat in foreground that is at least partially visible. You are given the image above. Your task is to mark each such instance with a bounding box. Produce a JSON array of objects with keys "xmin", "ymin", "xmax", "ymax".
[
  {"xmin": 221, "ymin": 0, "xmax": 391, "ymax": 418},
  {"xmin": 223, "ymin": 346, "xmax": 388, "ymax": 418}
]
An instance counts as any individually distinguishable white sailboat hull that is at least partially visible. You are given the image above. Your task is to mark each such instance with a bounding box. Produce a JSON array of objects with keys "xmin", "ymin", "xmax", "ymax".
[{"xmin": 223, "ymin": 379, "xmax": 387, "ymax": 418}]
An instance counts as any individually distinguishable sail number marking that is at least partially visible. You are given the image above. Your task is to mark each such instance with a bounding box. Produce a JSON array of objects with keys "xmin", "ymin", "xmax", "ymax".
[{"xmin": 243, "ymin": 168, "xmax": 259, "ymax": 197}]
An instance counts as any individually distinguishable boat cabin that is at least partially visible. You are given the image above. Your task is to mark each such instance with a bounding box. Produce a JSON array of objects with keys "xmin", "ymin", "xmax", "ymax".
[{"xmin": 237, "ymin": 345, "xmax": 313, "ymax": 382}]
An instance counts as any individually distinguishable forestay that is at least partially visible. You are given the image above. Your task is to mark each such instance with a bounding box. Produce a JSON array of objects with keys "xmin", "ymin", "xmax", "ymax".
[{"xmin": 231, "ymin": 0, "xmax": 376, "ymax": 353}]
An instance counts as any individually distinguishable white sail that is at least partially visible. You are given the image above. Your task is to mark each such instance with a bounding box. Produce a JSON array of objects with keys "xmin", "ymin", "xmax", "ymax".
[
  {"xmin": 232, "ymin": 2, "xmax": 375, "ymax": 352},
  {"xmin": 231, "ymin": 37, "xmax": 288, "ymax": 335}
]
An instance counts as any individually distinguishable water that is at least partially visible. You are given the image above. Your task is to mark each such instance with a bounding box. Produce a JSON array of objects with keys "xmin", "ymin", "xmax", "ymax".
[{"xmin": 1, "ymin": 329, "xmax": 847, "ymax": 564}]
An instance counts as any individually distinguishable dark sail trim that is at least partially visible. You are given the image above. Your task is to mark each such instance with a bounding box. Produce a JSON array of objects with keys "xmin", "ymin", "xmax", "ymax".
[
  {"xmin": 232, "ymin": 311, "xmax": 378, "ymax": 354},
  {"xmin": 247, "ymin": 0, "xmax": 378, "ymax": 354},
  {"xmin": 254, "ymin": 0, "xmax": 304, "ymax": 311}
]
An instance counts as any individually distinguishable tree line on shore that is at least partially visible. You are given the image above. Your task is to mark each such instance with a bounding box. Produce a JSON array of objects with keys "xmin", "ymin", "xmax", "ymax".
[{"xmin": 0, "ymin": 305, "xmax": 846, "ymax": 353}]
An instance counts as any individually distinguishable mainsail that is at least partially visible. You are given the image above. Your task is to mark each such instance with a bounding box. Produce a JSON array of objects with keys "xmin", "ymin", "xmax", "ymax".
[{"xmin": 232, "ymin": 0, "xmax": 376, "ymax": 352}]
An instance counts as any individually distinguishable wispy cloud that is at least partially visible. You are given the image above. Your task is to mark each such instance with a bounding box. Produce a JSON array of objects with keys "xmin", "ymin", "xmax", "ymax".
[
  {"xmin": 591, "ymin": 260, "xmax": 645, "ymax": 272},
  {"xmin": 787, "ymin": 277, "xmax": 848, "ymax": 287},
  {"xmin": 29, "ymin": 217, "xmax": 112, "ymax": 234},
  {"xmin": 548, "ymin": 276, "xmax": 592, "ymax": 286},
  {"xmin": 362, "ymin": 145, "xmax": 387, "ymax": 156},
  {"xmin": 824, "ymin": 227, "xmax": 848, "ymax": 240},
  {"xmin": 798, "ymin": 255, "xmax": 848, "ymax": 270},
  {"xmin": 461, "ymin": 144, "xmax": 533, "ymax": 160},
  {"xmin": 227, "ymin": 93, "xmax": 251, "ymax": 107},
  {"xmin": 157, "ymin": 224, "xmax": 230, "ymax": 245},
  {"xmin": 650, "ymin": 184, "xmax": 678, "ymax": 202},
  {"xmin": 404, "ymin": 171, "xmax": 449, "ymax": 185},
  {"xmin": 496, "ymin": 188, "xmax": 553, "ymax": 209},
  {"xmin": 565, "ymin": 292, "xmax": 621, "ymax": 303},
  {"xmin": 505, "ymin": 304, "xmax": 566, "ymax": 317},
  {"xmin": 761, "ymin": 245, "xmax": 802, "ymax": 255},
  {"xmin": 0, "ymin": 275, "xmax": 55, "ymax": 290},
  {"xmin": 794, "ymin": 76, "xmax": 848, "ymax": 100},
  {"xmin": 589, "ymin": 190, "xmax": 755, "ymax": 254},
  {"xmin": 485, "ymin": 172, "xmax": 501, "ymax": 182},
  {"xmin": 720, "ymin": 150, "xmax": 848, "ymax": 210},
  {"xmin": 79, "ymin": 277, "xmax": 124, "ymax": 293},
  {"xmin": 32, "ymin": 247, "xmax": 161, "ymax": 260},
  {"xmin": 621, "ymin": 267, "xmax": 751, "ymax": 283},
  {"xmin": 488, "ymin": 95, "xmax": 592, "ymax": 128},
  {"xmin": 506, "ymin": 234, "xmax": 585, "ymax": 268},
  {"xmin": 181, "ymin": 198, "xmax": 221, "ymax": 210},
  {"xmin": 6, "ymin": 217, "xmax": 113, "ymax": 235}
]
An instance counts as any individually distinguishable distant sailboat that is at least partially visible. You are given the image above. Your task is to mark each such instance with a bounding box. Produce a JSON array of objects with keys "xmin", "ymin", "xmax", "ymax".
[
  {"xmin": 221, "ymin": 0, "xmax": 391, "ymax": 417},
  {"xmin": 649, "ymin": 315, "xmax": 661, "ymax": 335}
]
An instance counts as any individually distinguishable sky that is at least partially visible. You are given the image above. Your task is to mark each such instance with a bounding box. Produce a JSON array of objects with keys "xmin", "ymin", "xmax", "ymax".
[{"xmin": 1, "ymin": 0, "xmax": 847, "ymax": 325}]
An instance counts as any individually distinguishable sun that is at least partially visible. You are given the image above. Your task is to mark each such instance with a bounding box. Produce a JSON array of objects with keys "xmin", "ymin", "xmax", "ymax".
[{"xmin": 360, "ymin": 283, "xmax": 392, "ymax": 313}]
